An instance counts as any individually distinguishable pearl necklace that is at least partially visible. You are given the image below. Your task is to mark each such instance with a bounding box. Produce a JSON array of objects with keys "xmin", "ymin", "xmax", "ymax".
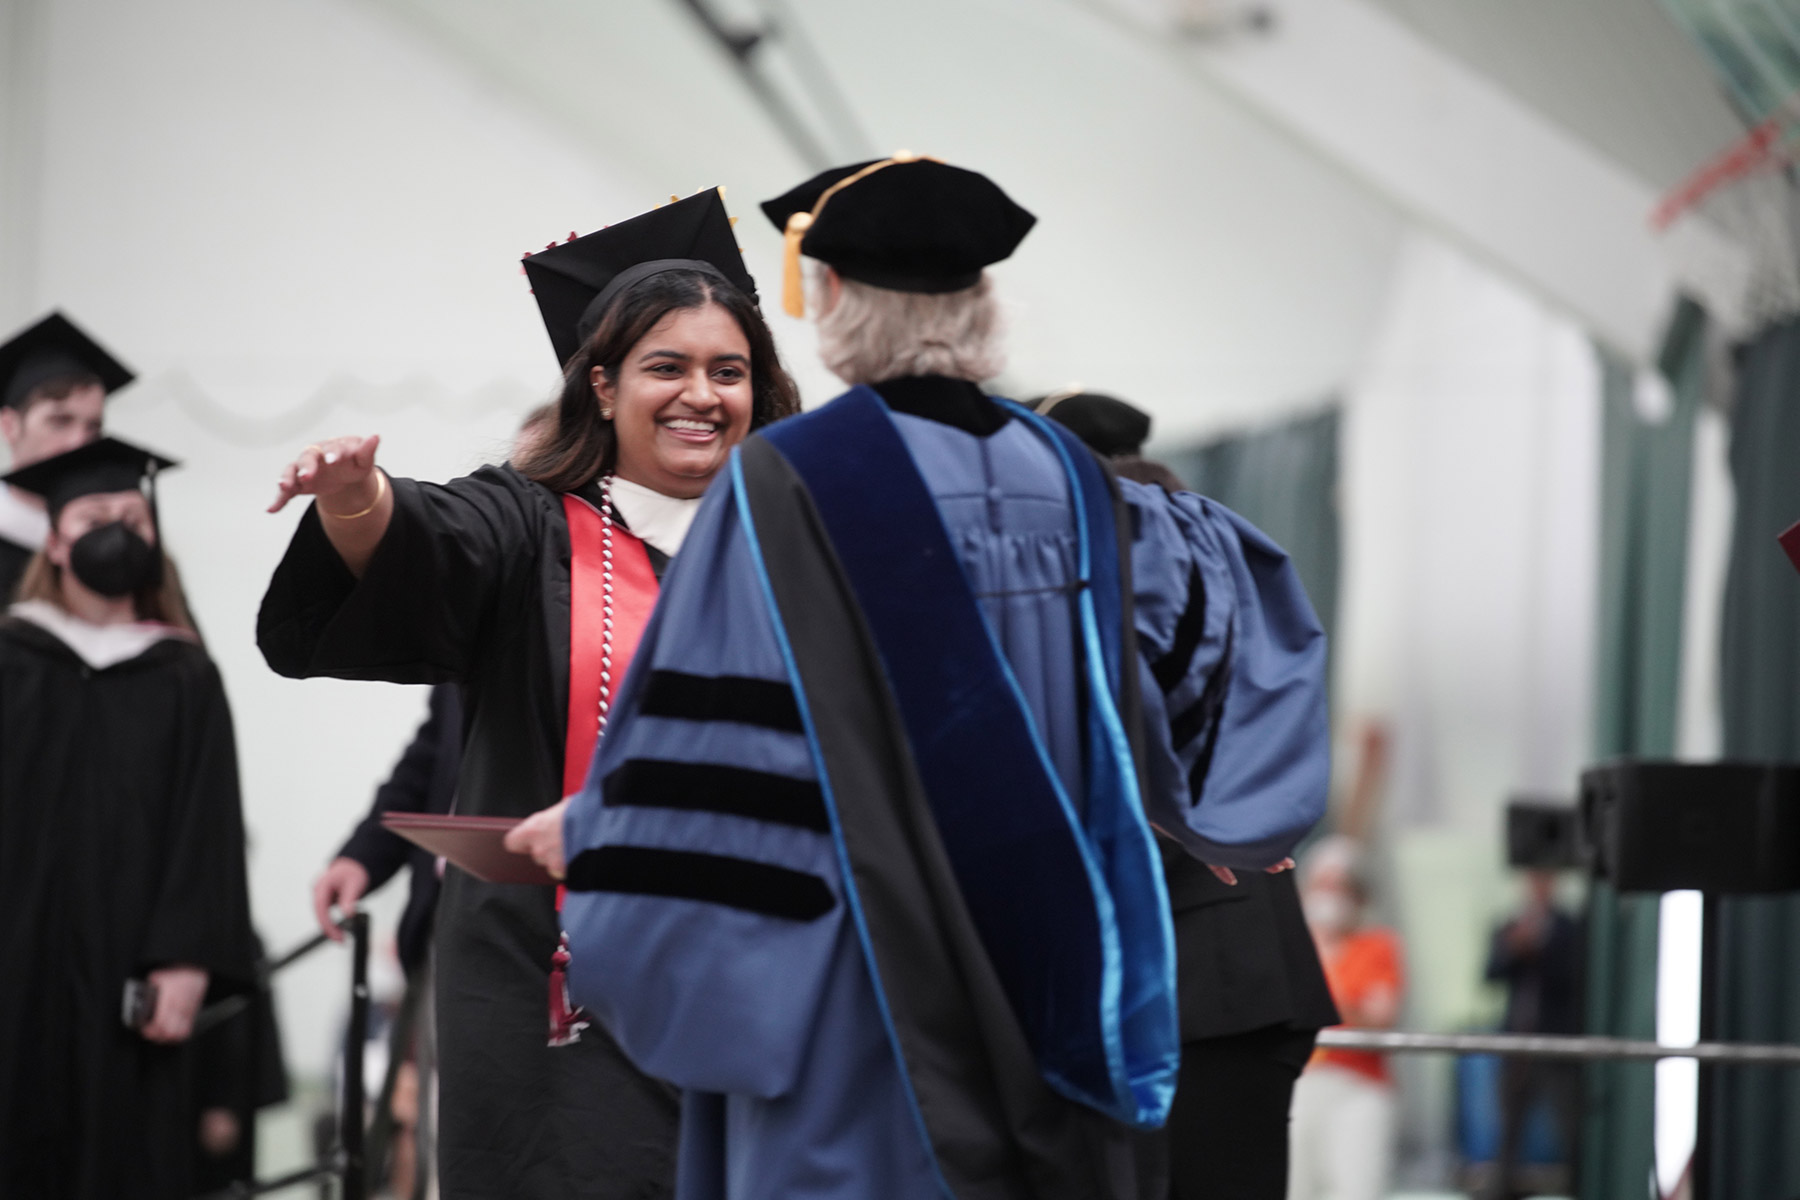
[{"xmin": 597, "ymin": 473, "xmax": 616, "ymax": 739}]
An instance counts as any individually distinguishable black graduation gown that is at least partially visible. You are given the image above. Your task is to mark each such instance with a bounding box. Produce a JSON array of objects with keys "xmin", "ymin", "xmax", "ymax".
[
  {"xmin": 256, "ymin": 465, "xmax": 678, "ymax": 1200},
  {"xmin": 0, "ymin": 535, "xmax": 33, "ymax": 602},
  {"xmin": 0, "ymin": 618, "xmax": 258, "ymax": 1200},
  {"xmin": 337, "ymin": 683, "xmax": 463, "ymax": 974}
]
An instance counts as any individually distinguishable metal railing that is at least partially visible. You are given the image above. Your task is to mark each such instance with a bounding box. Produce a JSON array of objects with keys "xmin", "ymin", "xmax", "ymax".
[
  {"xmin": 1316, "ymin": 1027, "xmax": 1800, "ymax": 1066},
  {"xmin": 195, "ymin": 911, "xmax": 371, "ymax": 1200}
]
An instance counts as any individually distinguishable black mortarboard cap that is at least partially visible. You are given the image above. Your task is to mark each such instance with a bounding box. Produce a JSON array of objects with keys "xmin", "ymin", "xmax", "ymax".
[
  {"xmin": 761, "ymin": 155, "xmax": 1036, "ymax": 315},
  {"xmin": 522, "ymin": 188, "xmax": 757, "ymax": 369},
  {"xmin": 3, "ymin": 435, "xmax": 178, "ymax": 517},
  {"xmin": 1034, "ymin": 390, "xmax": 1152, "ymax": 457},
  {"xmin": 0, "ymin": 311, "xmax": 135, "ymax": 410}
]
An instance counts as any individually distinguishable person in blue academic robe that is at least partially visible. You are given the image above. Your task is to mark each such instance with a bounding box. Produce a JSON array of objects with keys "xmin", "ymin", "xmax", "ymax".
[{"xmin": 535, "ymin": 157, "xmax": 1332, "ymax": 1200}]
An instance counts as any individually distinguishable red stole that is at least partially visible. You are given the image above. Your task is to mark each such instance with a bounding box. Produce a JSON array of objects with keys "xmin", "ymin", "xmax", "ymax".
[
  {"xmin": 549, "ymin": 492, "xmax": 659, "ymax": 1044},
  {"xmin": 561, "ymin": 493, "xmax": 659, "ymax": 798}
]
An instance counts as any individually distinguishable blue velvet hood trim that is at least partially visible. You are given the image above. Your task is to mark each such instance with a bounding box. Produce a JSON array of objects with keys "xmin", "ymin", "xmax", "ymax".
[{"xmin": 760, "ymin": 387, "xmax": 1178, "ymax": 1127}]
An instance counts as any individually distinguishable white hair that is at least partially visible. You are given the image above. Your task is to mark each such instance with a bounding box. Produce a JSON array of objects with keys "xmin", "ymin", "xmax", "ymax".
[{"xmin": 812, "ymin": 265, "xmax": 1005, "ymax": 386}]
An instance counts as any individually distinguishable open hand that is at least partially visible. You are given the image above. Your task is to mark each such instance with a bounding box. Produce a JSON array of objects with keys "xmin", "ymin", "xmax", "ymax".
[
  {"xmin": 1206, "ymin": 857, "xmax": 1297, "ymax": 887},
  {"xmin": 504, "ymin": 799, "xmax": 571, "ymax": 880},
  {"xmin": 142, "ymin": 965, "xmax": 209, "ymax": 1044},
  {"xmin": 269, "ymin": 434, "xmax": 382, "ymax": 514}
]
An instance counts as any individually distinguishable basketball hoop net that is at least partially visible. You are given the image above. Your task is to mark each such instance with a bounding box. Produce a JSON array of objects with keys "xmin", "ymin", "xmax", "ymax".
[{"xmin": 1653, "ymin": 105, "xmax": 1800, "ymax": 337}]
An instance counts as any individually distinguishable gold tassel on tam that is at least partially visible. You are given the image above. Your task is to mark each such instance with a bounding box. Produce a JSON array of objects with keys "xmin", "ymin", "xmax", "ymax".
[
  {"xmin": 781, "ymin": 153, "xmax": 940, "ymax": 318},
  {"xmin": 783, "ymin": 212, "xmax": 814, "ymax": 317}
]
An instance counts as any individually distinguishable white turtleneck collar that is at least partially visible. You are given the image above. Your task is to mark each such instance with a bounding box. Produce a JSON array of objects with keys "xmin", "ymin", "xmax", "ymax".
[
  {"xmin": 610, "ymin": 476, "xmax": 703, "ymax": 557},
  {"xmin": 0, "ymin": 482, "xmax": 49, "ymax": 552},
  {"xmin": 9, "ymin": 599, "xmax": 194, "ymax": 670}
]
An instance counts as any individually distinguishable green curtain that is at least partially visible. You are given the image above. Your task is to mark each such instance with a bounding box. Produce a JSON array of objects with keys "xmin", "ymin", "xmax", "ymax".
[
  {"xmin": 1583, "ymin": 298, "xmax": 1705, "ymax": 1200},
  {"xmin": 1163, "ymin": 406, "xmax": 1341, "ymax": 646},
  {"xmin": 1707, "ymin": 314, "xmax": 1800, "ymax": 1198}
]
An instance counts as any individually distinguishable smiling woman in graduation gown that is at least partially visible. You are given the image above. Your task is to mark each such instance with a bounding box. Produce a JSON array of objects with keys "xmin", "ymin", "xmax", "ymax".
[
  {"xmin": 255, "ymin": 190, "xmax": 799, "ymax": 1199},
  {"xmin": 0, "ymin": 437, "xmax": 257, "ymax": 1200}
]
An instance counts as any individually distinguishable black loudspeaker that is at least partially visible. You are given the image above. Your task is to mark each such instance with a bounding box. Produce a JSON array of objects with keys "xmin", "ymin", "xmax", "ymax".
[
  {"xmin": 1580, "ymin": 761, "xmax": 1800, "ymax": 894},
  {"xmin": 1505, "ymin": 798, "xmax": 1586, "ymax": 870}
]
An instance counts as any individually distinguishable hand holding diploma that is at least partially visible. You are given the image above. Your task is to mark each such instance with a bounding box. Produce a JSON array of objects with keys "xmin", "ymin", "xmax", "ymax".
[{"xmin": 504, "ymin": 798, "xmax": 571, "ymax": 881}]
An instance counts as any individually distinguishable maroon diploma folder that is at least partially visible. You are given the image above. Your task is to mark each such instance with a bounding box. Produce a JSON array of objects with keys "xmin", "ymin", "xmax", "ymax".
[
  {"xmin": 1780, "ymin": 519, "xmax": 1800, "ymax": 576},
  {"xmin": 380, "ymin": 813, "xmax": 558, "ymax": 886}
]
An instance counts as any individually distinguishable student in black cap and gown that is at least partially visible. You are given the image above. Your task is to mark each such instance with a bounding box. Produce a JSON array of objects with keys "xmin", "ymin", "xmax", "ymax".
[
  {"xmin": 511, "ymin": 157, "xmax": 1330, "ymax": 1200},
  {"xmin": 0, "ymin": 312, "xmax": 132, "ymax": 598},
  {"xmin": 0, "ymin": 436, "xmax": 258, "ymax": 1200},
  {"xmin": 256, "ymin": 188, "xmax": 799, "ymax": 1199},
  {"xmin": 1036, "ymin": 389, "xmax": 1340, "ymax": 1200}
]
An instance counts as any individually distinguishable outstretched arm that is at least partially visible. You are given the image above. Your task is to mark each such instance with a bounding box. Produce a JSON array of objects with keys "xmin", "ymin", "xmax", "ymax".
[{"xmin": 268, "ymin": 434, "xmax": 393, "ymax": 576}]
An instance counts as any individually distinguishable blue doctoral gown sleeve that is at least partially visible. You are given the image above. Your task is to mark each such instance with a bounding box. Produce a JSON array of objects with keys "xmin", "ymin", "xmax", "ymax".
[
  {"xmin": 560, "ymin": 472, "xmax": 845, "ymax": 1100},
  {"xmin": 1125, "ymin": 480, "xmax": 1329, "ymax": 869}
]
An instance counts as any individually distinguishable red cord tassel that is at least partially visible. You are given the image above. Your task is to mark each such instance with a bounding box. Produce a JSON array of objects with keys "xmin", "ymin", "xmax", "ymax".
[{"xmin": 548, "ymin": 931, "xmax": 590, "ymax": 1047}]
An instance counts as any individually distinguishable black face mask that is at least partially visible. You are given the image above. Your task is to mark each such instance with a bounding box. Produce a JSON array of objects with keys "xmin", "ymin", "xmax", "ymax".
[{"xmin": 67, "ymin": 521, "xmax": 162, "ymax": 598}]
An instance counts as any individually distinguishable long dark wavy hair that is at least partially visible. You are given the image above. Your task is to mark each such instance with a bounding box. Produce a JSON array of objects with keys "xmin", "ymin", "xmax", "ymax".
[{"xmin": 515, "ymin": 269, "xmax": 801, "ymax": 492}]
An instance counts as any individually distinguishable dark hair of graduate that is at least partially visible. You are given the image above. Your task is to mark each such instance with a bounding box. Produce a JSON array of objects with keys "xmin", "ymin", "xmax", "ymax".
[
  {"xmin": 15, "ymin": 545, "xmax": 198, "ymax": 632},
  {"xmin": 515, "ymin": 268, "xmax": 801, "ymax": 493},
  {"xmin": 11, "ymin": 370, "xmax": 103, "ymax": 415}
]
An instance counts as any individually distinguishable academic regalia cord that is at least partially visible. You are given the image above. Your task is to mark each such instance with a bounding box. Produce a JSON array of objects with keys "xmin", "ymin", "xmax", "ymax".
[{"xmin": 547, "ymin": 473, "xmax": 620, "ymax": 1047}]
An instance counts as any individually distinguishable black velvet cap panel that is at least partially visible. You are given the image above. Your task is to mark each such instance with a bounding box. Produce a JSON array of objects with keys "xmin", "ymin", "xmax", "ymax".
[
  {"xmin": 0, "ymin": 312, "xmax": 134, "ymax": 410},
  {"xmin": 522, "ymin": 188, "xmax": 757, "ymax": 368},
  {"xmin": 760, "ymin": 159, "xmax": 1036, "ymax": 293},
  {"xmin": 3, "ymin": 435, "xmax": 178, "ymax": 514},
  {"xmin": 1033, "ymin": 391, "xmax": 1152, "ymax": 457}
]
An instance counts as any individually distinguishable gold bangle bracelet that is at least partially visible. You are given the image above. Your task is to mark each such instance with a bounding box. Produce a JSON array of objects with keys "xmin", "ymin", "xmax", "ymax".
[{"xmin": 321, "ymin": 469, "xmax": 388, "ymax": 520}]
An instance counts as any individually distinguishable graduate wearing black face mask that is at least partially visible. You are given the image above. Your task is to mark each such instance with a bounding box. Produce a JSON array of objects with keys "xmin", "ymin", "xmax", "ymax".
[{"xmin": 0, "ymin": 436, "xmax": 257, "ymax": 1200}]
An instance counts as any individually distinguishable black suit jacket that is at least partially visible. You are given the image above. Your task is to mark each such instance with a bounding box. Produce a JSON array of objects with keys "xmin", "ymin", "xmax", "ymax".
[
  {"xmin": 338, "ymin": 683, "xmax": 462, "ymax": 972},
  {"xmin": 1159, "ymin": 838, "xmax": 1339, "ymax": 1041}
]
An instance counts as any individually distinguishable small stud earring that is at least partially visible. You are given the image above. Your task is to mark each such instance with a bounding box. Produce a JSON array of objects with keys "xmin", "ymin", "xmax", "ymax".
[{"xmin": 601, "ymin": 409, "xmax": 613, "ymax": 420}]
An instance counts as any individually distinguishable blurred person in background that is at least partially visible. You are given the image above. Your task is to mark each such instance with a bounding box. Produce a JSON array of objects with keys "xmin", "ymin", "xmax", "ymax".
[
  {"xmin": 0, "ymin": 436, "xmax": 257, "ymax": 1200},
  {"xmin": 1482, "ymin": 869, "xmax": 1581, "ymax": 1199},
  {"xmin": 257, "ymin": 190, "xmax": 799, "ymax": 1200},
  {"xmin": 1288, "ymin": 835, "xmax": 1405, "ymax": 1200},
  {"xmin": 1037, "ymin": 389, "xmax": 1340, "ymax": 1200},
  {"xmin": 0, "ymin": 313, "xmax": 131, "ymax": 598},
  {"xmin": 514, "ymin": 156, "xmax": 1329, "ymax": 1199}
]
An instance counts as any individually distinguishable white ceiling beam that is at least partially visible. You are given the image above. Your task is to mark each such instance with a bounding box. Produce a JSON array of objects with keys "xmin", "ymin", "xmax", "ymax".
[{"xmin": 1099, "ymin": 0, "xmax": 1721, "ymax": 358}]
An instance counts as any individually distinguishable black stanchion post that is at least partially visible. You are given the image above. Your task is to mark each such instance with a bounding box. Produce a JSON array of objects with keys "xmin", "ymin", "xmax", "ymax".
[{"xmin": 342, "ymin": 912, "xmax": 370, "ymax": 1200}]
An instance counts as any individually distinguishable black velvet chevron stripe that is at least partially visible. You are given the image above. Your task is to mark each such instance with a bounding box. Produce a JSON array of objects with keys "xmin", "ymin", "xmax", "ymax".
[
  {"xmin": 639, "ymin": 670, "xmax": 803, "ymax": 733},
  {"xmin": 1151, "ymin": 563, "xmax": 1207, "ymax": 694},
  {"xmin": 563, "ymin": 846, "xmax": 836, "ymax": 920},
  {"xmin": 604, "ymin": 758, "xmax": 830, "ymax": 832},
  {"xmin": 1170, "ymin": 621, "xmax": 1233, "ymax": 754}
]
